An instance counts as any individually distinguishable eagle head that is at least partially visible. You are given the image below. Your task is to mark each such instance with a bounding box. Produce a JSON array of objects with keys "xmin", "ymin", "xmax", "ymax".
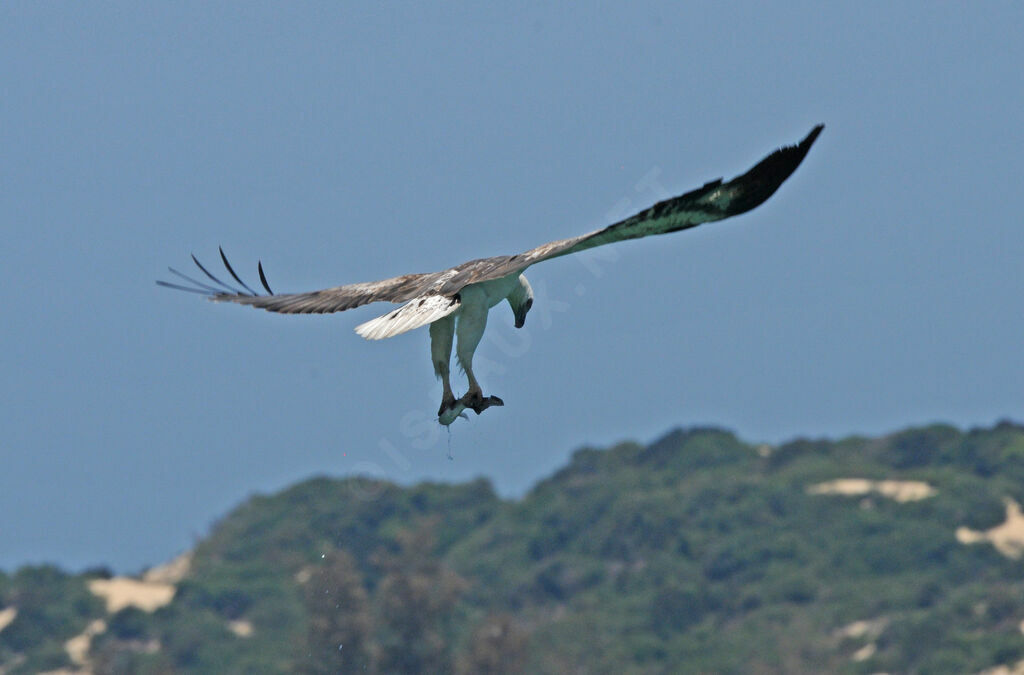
[{"xmin": 508, "ymin": 274, "xmax": 534, "ymax": 328}]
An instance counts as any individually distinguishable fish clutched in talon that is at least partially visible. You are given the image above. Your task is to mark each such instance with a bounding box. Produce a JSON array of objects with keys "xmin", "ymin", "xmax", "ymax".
[
  {"xmin": 438, "ymin": 393, "xmax": 504, "ymax": 426},
  {"xmin": 438, "ymin": 401, "xmax": 468, "ymax": 426}
]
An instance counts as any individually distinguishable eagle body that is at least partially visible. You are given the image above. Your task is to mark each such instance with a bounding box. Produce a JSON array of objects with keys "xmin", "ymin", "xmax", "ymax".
[{"xmin": 160, "ymin": 126, "xmax": 823, "ymax": 425}]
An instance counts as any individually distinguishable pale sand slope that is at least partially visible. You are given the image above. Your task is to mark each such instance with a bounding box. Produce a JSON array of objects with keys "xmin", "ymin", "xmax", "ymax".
[
  {"xmin": 0, "ymin": 607, "xmax": 16, "ymax": 633},
  {"xmin": 87, "ymin": 550, "xmax": 192, "ymax": 614},
  {"xmin": 228, "ymin": 619, "xmax": 254, "ymax": 637},
  {"xmin": 807, "ymin": 478, "xmax": 937, "ymax": 502},
  {"xmin": 65, "ymin": 619, "xmax": 107, "ymax": 667},
  {"xmin": 957, "ymin": 499, "xmax": 1024, "ymax": 559},
  {"xmin": 143, "ymin": 551, "xmax": 193, "ymax": 585},
  {"xmin": 834, "ymin": 618, "xmax": 888, "ymax": 664},
  {"xmin": 88, "ymin": 578, "xmax": 176, "ymax": 614},
  {"xmin": 835, "ymin": 618, "xmax": 888, "ymax": 640}
]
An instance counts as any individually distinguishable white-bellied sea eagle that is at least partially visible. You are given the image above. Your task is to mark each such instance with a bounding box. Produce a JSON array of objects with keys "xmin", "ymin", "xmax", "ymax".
[{"xmin": 159, "ymin": 125, "xmax": 823, "ymax": 425}]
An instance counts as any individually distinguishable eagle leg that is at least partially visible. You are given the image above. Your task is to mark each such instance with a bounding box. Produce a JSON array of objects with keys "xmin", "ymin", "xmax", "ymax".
[{"xmin": 430, "ymin": 317, "xmax": 458, "ymax": 419}]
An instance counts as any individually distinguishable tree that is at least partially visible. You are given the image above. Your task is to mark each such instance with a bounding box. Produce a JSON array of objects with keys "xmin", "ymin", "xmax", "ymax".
[
  {"xmin": 298, "ymin": 550, "xmax": 373, "ymax": 674},
  {"xmin": 372, "ymin": 521, "xmax": 469, "ymax": 674}
]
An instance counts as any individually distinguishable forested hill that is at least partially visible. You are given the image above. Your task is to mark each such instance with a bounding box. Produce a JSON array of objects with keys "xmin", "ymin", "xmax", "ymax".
[{"xmin": 3, "ymin": 422, "xmax": 1024, "ymax": 674}]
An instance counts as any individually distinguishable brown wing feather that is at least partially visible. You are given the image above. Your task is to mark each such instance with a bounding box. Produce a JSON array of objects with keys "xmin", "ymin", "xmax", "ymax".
[{"xmin": 218, "ymin": 273, "xmax": 439, "ymax": 314}]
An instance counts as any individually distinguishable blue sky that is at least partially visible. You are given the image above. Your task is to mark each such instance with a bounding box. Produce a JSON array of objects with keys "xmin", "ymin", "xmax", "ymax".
[{"xmin": 1, "ymin": 3, "xmax": 1021, "ymax": 572}]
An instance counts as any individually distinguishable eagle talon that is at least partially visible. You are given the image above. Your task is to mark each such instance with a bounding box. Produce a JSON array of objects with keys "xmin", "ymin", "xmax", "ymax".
[
  {"xmin": 438, "ymin": 392, "xmax": 502, "ymax": 424},
  {"xmin": 462, "ymin": 393, "xmax": 504, "ymax": 415}
]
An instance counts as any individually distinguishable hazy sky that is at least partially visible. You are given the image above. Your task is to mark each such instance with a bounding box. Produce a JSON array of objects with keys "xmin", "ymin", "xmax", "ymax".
[{"xmin": 2, "ymin": 3, "xmax": 1021, "ymax": 572}]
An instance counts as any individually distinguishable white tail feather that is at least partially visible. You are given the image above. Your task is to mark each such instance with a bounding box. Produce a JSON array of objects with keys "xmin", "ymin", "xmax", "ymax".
[{"xmin": 355, "ymin": 295, "xmax": 461, "ymax": 340}]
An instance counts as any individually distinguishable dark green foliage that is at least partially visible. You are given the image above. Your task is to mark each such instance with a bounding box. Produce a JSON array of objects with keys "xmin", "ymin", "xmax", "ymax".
[
  {"xmin": 107, "ymin": 607, "xmax": 150, "ymax": 640},
  {"xmin": 0, "ymin": 564, "xmax": 102, "ymax": 673},
  {"xmin": 884, "ymin": 425, "xmax": 961, "ymax": 469},
  {"xmin": 3, "ymin": 421, "xmax": 1024, "ymax": 674}
]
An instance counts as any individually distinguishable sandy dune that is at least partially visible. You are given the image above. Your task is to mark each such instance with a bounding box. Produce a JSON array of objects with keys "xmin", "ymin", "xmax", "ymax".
[
  {"xmin": 0, "ymin": 606, "xmax": 15, "ymax": 639},
  {"xmin": 0, "ymin": 607, "xmax": 16, "ymax": 634},
  {"xmin": 956, "ymin": 499, "xmax": 1024, "ymax": 559},
  {"xmin": 65, "ymin": 619, "xmax": 107, "ymax": 667},
  {"xmin": 808, "ymin": 478, "xmax": 937, "ymax": 502},
  {"xmin": 835, "ymin": 617, "xmax": 887, "ymax": 664},
  {"xmin": 85, "ymin": 550, "xmax": 191, "ymax": 615},
  {"xmin": 142, "ymin": 551, "xmax": 192, "ymax": 585},
  {"xmin": 835, "ymin": 617, "xmax": 888, "ymax": 640},
  {"xmin": 228, "ymin": 619, "xmax": 254, "ymax": 637},
  {"xmin": 88, "ymin": 577, "xmax": 176, "ymax": 614}
]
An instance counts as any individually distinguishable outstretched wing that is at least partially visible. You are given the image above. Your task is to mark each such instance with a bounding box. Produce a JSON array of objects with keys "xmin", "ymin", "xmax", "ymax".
[
  {"xmin": 157, "ymin": 247, "xmax": 450, "ymax": 314},
  {"xmin": 214, "ymin": 274, "xmax": 436, "ymax": 314},
  {"xmin": 438, "ymin": 124, "xmax": 825, "ymax": 287}
]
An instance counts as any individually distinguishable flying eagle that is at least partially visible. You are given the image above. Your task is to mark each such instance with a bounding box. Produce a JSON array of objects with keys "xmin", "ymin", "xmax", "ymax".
[{"xmin": 159, "ymin": 125, "xmax": 823, "ymax": 424}]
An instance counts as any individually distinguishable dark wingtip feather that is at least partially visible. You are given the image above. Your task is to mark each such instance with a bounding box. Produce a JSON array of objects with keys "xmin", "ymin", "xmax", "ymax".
[
  {"xmin": 725, "ymin": 124, "xmax": 824, "ymax": 215},
  {"xmin": 190, "ymin": 253, "xmax": 249, "ymax": 295},
  {"xmin": 257, "ymin": 261, "xmax": 273, "ymax": 294},
  {"xmin": 778, "ymin": 124, "xmax": 824, "ymax": 173},
  {"xmin": 801, "ymin": 124, "xmax": 824, "ymax": 150},
  {"xmin": 218, "ymin": 246, "xmax": 259, "ymax": 296}
]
